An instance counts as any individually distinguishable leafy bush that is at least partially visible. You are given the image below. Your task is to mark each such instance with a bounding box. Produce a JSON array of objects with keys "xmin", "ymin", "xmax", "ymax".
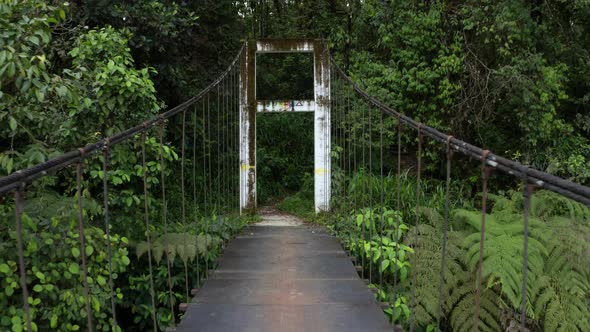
[
  {"xmin": 0, "ymin": 195, "xmax": 129, "ymax": 332},
  {"xmin": 329, "ymin": 169, "xmax": 590, "ymax": 331}
]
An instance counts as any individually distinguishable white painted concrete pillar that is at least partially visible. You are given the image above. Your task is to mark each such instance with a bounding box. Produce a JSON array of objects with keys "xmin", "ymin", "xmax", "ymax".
[
  {"xmin": 313, "ymin": 42, "xmax": 331, "ymax": 212},
  {"xmin": 239, "ymin": 41, "xmax": 256, "ymax": 213},
  {"xmin": 239, "ymin": 39, "xmax": 331, "ymax": 214}
]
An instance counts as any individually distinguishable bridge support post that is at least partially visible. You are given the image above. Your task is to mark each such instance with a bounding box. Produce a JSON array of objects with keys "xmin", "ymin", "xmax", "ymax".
[
  {"xmin": 239, "ymin": 39, "xmax": 331, "ymax": 214},
  {"xmin": 313, "ymin": 42, "xmax": 331, "ymax": 212},
  {"xmin": 239, "ymin": 40, "xmax": 257, "ymax": 213}
]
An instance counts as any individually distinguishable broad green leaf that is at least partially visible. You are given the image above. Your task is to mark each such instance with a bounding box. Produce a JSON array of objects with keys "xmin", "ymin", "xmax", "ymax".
[
  {"xmin": 9, "ymin": 117, "xmax": 17, "ymax": 131},
  {"xmin": 363, "ymin": 241, "xmax": 371, "ymax": 254},
  {"xmin": 28, "ymin": 36, "xmax": 39, "ymax": 46},
  {"xmin": 356, "ymin": 215, "xmax": 363, "ymax": 228},
  {"xmin": 35, "ymin": 271, "xmax": 45, "ymax": 281},
  {"xmin": 400, "ymin": 266, "xmax": 408, "ymax": 281},
  {"xmin": 68, "ymin": 263, "xmax": 79, "ymax": 274},
  {"xmin": 97, "ymin": 275, "xmax": 106, "ymax": 286}
]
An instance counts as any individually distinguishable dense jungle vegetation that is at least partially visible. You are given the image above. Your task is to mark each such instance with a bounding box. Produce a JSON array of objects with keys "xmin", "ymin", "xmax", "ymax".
[{"xmin": 1, "ymin": 0, "xmax": 589, "ymax": 331}]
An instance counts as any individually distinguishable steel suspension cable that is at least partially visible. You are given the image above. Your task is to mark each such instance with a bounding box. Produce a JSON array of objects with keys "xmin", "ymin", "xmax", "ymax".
[
  {"xmin": 339, "ymin": 76, "xmax": 346, "ymax": 217},
  {"xmin": 230, "ymin": 70, "xmax": 240, "ymax": 212},
  {"xmin": 237, "ymin": 67, "xmax": 241, "ymax": 211},
  {"xmin": 369, "ymin": 102, "xmax": 374, "ymax": 283},
  {"xmin": 0, "ymin": 44, "xmax": 245, "ymax": 196},
  {"xmin": 192, "ymin": 106, "xmax": 200, "ymax": 288},
  {"xmin": 347, "ymin": 86, "xmax": 352, "ymax": 216},
  {"xmin": 392, "ymin": 115, "xmax": 402, "ymax": 321},
  {"xmin": 228, "ymin": 69, "xmax": 233, "ymax": 212},
  {"xmin": 474, "ymin": 151, "xmax": 491, "ymax": 332},
  {"xmin": 234, "ymin": 63, "xmax": 240, "ymax": 212},
  {"xmin": 331, "ymin": 69, "xmax": 336, "ymax": 216},
  {"xmin": 202, "ymin": 97, "xmax": 208, "ymax": 218},
  {"xmin": 225, "ymin": 71, "xmax": 231, "ymax": 214},
  {"xmin": 216, "ymin": 85, "xmax": 221, "ymax": 215},
  {"xmin": 180, "ymin": 110, "xmax": 189, "ymax": 302},
  {"xmin": 76, "ymin": 159, "xmax": 93, "ymax": 332},
  {"xmin": 0, "ymin": 45, "xmax": 246, "ymax": 330},
  {"xmin": 379, "ymin": 107, "xmax": 384, "ymax": 290},
  {"xmin": 338, "ymin": 74, "xmax": 344, "ymax": 218},
  {"xmin": 352, "ymin": 87, "xmax": 358, "ymax": 255},
  {"xmin": 141, "ymin": 131, "xmax": 158, "ymax": 331},
  {"xmin": 102, "ymin": 142, "xmax": 118, "ymax": 330},
  {"xmin": 329, "ymin": 57, "xmax": 590, "ymax": 206},
  {"xmin": 225, "ymin": 72, "xmax": 230, "ymax": 213},
  {"xmin": 200, "ymin": 97, "xmax": 207, "ymax": 281},
  {"xmin": 437, "ymin": 135, "xmax": 453, "ymax": 330},
  {"xmin": 206, "ymin": 92, "xmax": 212, "ymax": 279},
  {"xmin": 332, "ymin": 71, "xmax": 342, "ymax": 215},
  {"xmin": 347, "ymin": 85, "xmax": 353, "ymax": 218},
  {"xmin": 14, "ymin": 185, "xmax": 32, "ymax": 332},
  {"xmin": 361, "ymin": 95, "xmax": 367, "ymax": 280},
  {"xmin": 158, "ymin": 123, "xmax": 176, "ymax": 326},
  {"xmin": 222, "ymin": 77, "xmax": 226, "ymax": 214},
  {"xmin": 332, "ymin": 71, "xmax": 340, "ymax": 214},
  {"xmin": 520, "ymin": 175, "xmax": 532, "ymax": 331},
  {"xmin": 409, "ymin": 126, "xmax": 423, "ymax": 332}
]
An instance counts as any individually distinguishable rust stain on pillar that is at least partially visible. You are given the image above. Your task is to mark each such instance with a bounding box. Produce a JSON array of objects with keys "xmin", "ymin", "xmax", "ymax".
[
  {"xmin": 313, "ymin": 40, "xmax": 331, "ymax": 212},
  {"xmin": 239, "ymin": 39, "xmax": 330, "ymax": 213},
  {"xmin": 246, "ymin": 40, "xmax": 257, "ymax": 212}
]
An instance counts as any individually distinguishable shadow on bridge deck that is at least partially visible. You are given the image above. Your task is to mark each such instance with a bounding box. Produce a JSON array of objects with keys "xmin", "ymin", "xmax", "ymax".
[{"xmin": 175, "ymin": 213, "xmax": 391, "ymax": 332}]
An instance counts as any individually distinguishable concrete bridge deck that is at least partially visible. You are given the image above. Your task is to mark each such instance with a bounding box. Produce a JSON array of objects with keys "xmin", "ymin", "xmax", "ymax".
[{"xmin": 176, "ymin": 213, "xmax": 391, "ymax": 332}]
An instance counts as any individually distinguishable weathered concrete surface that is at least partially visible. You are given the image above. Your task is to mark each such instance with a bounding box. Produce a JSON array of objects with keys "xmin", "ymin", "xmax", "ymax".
[
  {"xmin": 175, "ymin": 213, "xmax": 391, "ymax": 332},
  {"xmin": 257, "ymin": 100, "xmax": 315, "ymax": 113},
  {"xmin": 239, "ymin": 39, "xmax": 331, "ymax": 213},
  {"xmin": 253, "ymin": 211, "xmax": 303, "ymax": 226}
]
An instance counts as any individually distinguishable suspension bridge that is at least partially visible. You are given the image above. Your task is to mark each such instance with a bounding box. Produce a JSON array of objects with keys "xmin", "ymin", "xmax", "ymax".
[{"xmin": 1, "ymin": 39, "xmax": 589, "ymax": 331}]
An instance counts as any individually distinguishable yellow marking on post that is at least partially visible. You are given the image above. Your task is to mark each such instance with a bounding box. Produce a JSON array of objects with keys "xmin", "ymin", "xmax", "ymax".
[
  {"xmin": 315, "ymin": 168, "xmax": 329, "ymax": 175},
  {"xmin": 240, "ymin": 164, "xmax": 255, "ymax": 171}
]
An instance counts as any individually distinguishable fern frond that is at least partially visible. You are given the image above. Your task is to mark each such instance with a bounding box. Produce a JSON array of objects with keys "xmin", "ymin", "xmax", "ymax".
[
  {"xmin": 135, "ymin": 232, "xmax": 215, "ymax": 265},
  {"xmin": 450, "ymin": 287, "xmax": 501, "ymax": 332}
]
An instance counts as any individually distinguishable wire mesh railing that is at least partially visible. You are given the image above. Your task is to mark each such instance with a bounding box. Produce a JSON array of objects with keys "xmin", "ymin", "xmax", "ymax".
[
  {"xmin": 327, "ymin": 53, "xmax": 590, "ymax": 331},
  {"xmin": 0, "ymin": 44, "xmax": 245, "ymax": 331}
]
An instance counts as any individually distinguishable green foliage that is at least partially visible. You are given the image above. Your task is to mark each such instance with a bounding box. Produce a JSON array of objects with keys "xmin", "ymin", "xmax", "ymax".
[
  {"xmin": 0, "ymin": 0, "xmax": 71, "ymax": 174},
  {"xmin": 353, "ymin": 208, "xmax": 413, "ymax": 285},
  {"xmin": 257, "ymin": 113, "xmax": 314, "ymax": 203},
  {"xmin": 458, "ymin": 0, "xmax": 590, "ymax": 181},
  {"xmin": 3, "ymin": 1, "xmax": 590, "ymax": 331},
  {"xmin": 126, "ymin": 214, "xmax": 247, "ymax": 331},
  {"xmin": 0, "ymin": 194, "xmax": 129, "ymax": 332},
  {"xmin": 1, "ymin": 2, "xmax": 162, "ymax": 176},
  {"xmin": 67, "ymin": 26, "xmax": 161, "ymax": 138},
  {"xmin": 75, "ymin": 0, "xmax": 241, "ymax": 106},
  {"xmin": 277, "ymin": 174, "xmax": 315, "ymax": 218},
  {"xmin": 352, "ymin": 1, "xmax": 463, "ymax": 130},
  {"xmin": 330, "ymin": 192, "xmax": 416, "ymax": 325},
  {"xmin": 256, "ymin": 53, "xmax": 314, "ymax": 100},
  {"xmin": 329, "ymin": 166, "xmax": 590, "ymax": 331},
  {"xmin": 416, "ymin": 191, "xmax": 590, "ymax": 331}
]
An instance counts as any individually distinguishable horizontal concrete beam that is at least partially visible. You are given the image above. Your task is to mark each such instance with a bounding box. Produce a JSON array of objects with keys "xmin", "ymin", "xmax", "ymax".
[
  {"xmin": 256, "ymin": 39, "xmax": 317, "ymax": 53},
  {"xmin": 257, "ymin": 100, "xmax": 315, "ymax": 112}
]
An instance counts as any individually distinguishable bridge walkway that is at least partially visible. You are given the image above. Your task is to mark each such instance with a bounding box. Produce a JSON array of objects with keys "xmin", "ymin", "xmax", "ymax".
[{"xmin": 176, "ymin": 212, "xmax": 391, "ymax": 332}]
